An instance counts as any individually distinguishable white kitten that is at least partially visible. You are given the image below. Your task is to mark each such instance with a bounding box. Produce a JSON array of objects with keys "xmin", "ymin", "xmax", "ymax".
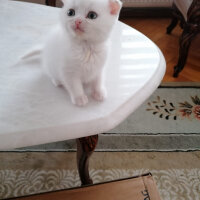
[{"xmin": 43, "ymin": 0, "xmax": 122, "ymax": 106}]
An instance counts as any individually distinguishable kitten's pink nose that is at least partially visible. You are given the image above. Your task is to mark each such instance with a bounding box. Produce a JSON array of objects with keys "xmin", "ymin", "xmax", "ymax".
[{"xmin": 75, "ymin": 19, "xmax": 82, "ymax": 27}]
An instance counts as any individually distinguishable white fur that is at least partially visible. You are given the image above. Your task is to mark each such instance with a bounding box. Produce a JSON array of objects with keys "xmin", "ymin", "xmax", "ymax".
[{"xmin": 42, "ymin": 0, "xmax": 122, "ymax": 106}]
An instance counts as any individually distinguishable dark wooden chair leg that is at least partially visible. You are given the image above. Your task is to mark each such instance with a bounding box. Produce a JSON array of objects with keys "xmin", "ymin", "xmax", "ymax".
[
  {"xmin": 173, "ymin": 29, "xmax": 197, "ymax": 77},
  {"xmin": 45, "ymin": 0, "xmax": 56, "ymax": 7},
  {"xmin": 76, "ymin": 135, "xmax": 98, "ymax": 186},
  {"xmin": 166, "ymin": 4, "xmax": 182, "ymax": 34},
  {"xmin": 169, "ymin": 0, "xmax": 200, "ymax": 77},
  {"xmin": 166, "ymin": 17, "xmax": 178, "ymax": 34}
]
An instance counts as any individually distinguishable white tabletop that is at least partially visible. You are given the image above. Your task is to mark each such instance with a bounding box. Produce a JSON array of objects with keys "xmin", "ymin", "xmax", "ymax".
[{"xmin": 0, "ymin": 1, "xmax": 166, "ymax": 150}]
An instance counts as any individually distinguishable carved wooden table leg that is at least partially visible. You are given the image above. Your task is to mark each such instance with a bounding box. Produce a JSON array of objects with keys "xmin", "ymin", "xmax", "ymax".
[{"xmin": 76, "ymin": 135, "xmax": 98, "ymax": 185}]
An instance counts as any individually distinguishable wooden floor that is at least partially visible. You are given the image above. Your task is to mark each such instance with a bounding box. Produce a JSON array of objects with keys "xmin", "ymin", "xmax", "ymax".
[{"xmin": 121, "ymin": 18, "xmax": 200, "ymax": 82}]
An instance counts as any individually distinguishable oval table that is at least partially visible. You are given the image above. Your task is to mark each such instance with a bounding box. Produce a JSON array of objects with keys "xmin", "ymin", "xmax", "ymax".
[{"xmin": 0, "ymin": 1, "xmax": 166, "ymax": 185}]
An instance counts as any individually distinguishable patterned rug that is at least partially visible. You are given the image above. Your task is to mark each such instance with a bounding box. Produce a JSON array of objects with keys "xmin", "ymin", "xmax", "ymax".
[{"xmin": 0, "ymin": 151, "xmax": 200, "ymax": 199}]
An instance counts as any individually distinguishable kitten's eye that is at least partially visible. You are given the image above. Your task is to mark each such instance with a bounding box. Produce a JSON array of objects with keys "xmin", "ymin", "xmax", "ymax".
[
  {"xmin": 67, "ymin": 9, "xmax": 75, "ymax": 16},
  {"xmin": 87, "ymin": 11, "xmax": 98, "ymax": 19}
]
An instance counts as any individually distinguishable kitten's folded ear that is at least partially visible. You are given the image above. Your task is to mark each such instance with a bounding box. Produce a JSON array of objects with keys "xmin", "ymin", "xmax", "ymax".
[{"xmin": 109, "ymin": 0, "xmax": 122, "ymax": 15}]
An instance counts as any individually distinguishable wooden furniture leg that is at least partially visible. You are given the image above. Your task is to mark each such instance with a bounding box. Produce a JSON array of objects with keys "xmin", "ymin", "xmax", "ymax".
[
  {"xmin": 45, "ymin": 0, "xmax": 56, "ymax": 7},
  {"xmin": 167, "ymin": 0, "xmax": 200, "ymax": 77},
  {"xmin": 76, "ymin": 135, "xmax": 98, "ymax": 185},
  {"xmin": 166, "ymin": 16, "xmax": 178, "ymax": 34},
  {"xmin": 166, "ymin": 4, "xmax": 184, "ymax": 34},
  {"xmin": 173, "ymin": 29, "xmax": 197, "ymax": 77}
]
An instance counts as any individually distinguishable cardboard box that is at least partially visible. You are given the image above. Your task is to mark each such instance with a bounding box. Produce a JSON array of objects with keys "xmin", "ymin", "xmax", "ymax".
[{"xmin": 14, "ymin": 173, "xmax": 161, "ymax": 200}]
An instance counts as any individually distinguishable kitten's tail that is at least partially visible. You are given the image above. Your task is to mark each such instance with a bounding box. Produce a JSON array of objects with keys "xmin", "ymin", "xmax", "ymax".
[{"xmin": 21, "ymin": 46, "xmax": 42, "ymax": 59}]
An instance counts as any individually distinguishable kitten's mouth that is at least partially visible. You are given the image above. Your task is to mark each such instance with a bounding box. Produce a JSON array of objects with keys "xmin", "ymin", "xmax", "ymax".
[{"xmin": 74, "ymin": 26, "xmax": 84, "ymax": 34}]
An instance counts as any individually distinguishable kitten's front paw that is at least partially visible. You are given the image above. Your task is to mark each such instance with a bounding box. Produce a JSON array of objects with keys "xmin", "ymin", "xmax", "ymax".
[
  {"xmin": 92, "ymin": 88, "xmax": 107, "ymax": 102},
  {"xmin": 72, "ymin": 94, "xmax": 88, "ymax": 107}
]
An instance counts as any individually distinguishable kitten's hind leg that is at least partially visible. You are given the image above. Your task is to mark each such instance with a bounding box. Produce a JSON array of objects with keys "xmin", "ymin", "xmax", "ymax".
[{"xmin": 63, "ymin": 77, "xmax": 88, "ymax": 106}]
